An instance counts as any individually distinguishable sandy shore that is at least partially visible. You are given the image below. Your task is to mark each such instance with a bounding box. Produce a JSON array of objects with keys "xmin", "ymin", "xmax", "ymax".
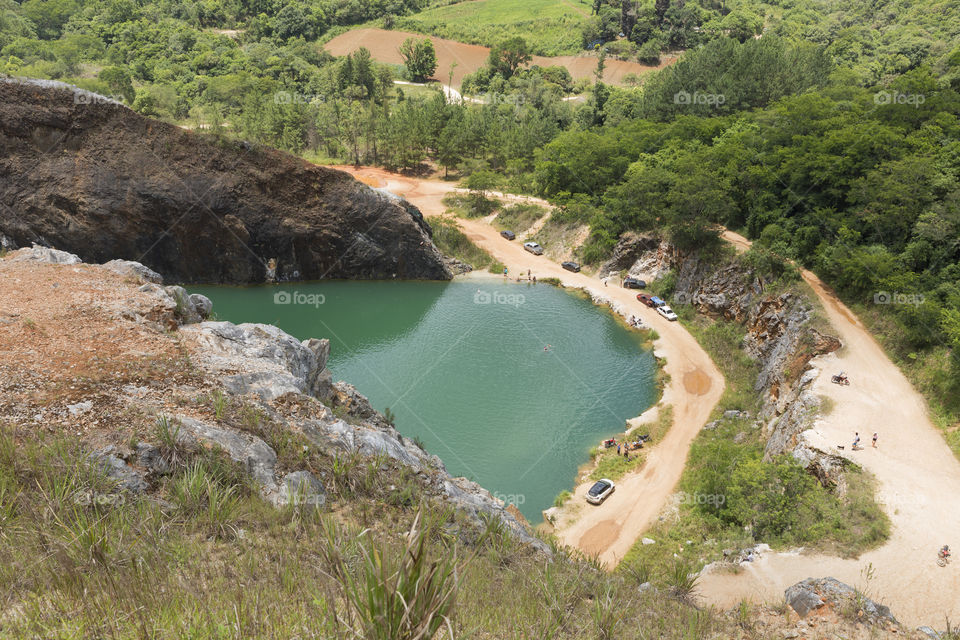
[{"xmin": 333, "ymin": 165, "xmax": 726, "ymax": 568}]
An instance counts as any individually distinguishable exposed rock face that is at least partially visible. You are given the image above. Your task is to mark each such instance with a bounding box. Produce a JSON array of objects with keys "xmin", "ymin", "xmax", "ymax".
[
  {"xmin": 636, "ymin": 239, "xmax": 843, "ymax": 485},
  {"xmin": 599, "ymin": 232, "xmax": 661, "ymax": 276},
  {"xmin": 0, "ymin": 78, "xmax": 451, "ymax": 284},
  {"xmin": 786, "ymin": 577, "xmax": 899, "ymax": 629}
]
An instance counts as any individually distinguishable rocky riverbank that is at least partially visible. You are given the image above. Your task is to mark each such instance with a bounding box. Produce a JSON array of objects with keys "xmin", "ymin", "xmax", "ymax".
[{"xmin": 0, "ymin": 245, "xmax": 545, "ymax": 551}]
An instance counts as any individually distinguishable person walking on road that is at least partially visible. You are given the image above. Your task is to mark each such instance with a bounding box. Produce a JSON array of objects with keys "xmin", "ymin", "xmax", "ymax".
[
  {"xmin": 872, "ymin": 432, "xmax": 878, "ymax": 448},
  {"xmin": 853, "ymin": 432, "xmax": 861, "ymax": 450}
]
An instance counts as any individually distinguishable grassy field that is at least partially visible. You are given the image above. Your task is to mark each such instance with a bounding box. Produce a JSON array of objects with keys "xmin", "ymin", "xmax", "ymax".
[{"xmin": 394, "ymin": 0, "xmax": 591, "ymax": 56}]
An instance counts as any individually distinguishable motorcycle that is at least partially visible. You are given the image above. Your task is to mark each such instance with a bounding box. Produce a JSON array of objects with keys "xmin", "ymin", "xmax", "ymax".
[
  {"xmin": 938, "ymin": 549, "xmax": 951, "ymax": 567},
  {"xmin": 831, "ymin": 372, "xmax": 850, "ymax": 386}
]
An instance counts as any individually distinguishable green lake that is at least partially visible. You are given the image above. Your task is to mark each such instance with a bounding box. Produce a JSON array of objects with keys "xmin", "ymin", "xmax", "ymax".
[{"xmin": 189, "ymin": 279, "xmax": 658, "ymax": 521}]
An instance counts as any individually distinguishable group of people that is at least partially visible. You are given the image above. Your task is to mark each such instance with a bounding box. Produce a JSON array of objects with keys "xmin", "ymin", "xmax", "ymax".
[
  {"xmin": 627, "ymin": 314, "xmax": 644, "ymax": 329},
  {"xmin": 503, "ymin": 267, "xmax": 536, "ymax": 283},
  {"xmin": 851, "ymin": 431, "xmax": 879, "ymax": 450}
]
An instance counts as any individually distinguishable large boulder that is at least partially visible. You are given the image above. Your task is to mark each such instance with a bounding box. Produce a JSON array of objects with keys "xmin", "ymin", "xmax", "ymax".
[
  {"xmin": 174, "ymin": 415, "xmax": 278, "ymax": 490},
  {"xmin": 179, "ymin": 321, "xmax": 333, "ymax": 401},
  {"xmin": 8, "ymin": 244, "xmax": 81, "ymax": 265},
  {"xmin": 785, "ymin": 578, "xmax": 899, "ymax": 628},
  {"xmin": 0, "ymin": 78, "xmax": 450, "ymax": 283},
  {"xmin": 103, "ymin": 259, "xmax": 163, "ymax": 284}
]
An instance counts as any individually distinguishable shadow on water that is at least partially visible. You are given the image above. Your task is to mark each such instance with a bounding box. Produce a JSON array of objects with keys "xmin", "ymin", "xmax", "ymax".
[{"xmin": 189, "ymin": 280, "xmax": 451, "ymax": 354}]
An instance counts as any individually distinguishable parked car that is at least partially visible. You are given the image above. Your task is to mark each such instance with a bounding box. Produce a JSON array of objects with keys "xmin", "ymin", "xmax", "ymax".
[
  {"xmin": 523, "ymin": 241, "xmax": 544, "ymax": 255},
  {"xmin": 657, "ymin": 305, "xmax": 679, "ymax": 321},
  {"xmin": 650, "ymin": 296, "xmax": 666, "ymax": 307},
  {"xmin": 586, "ymin": 478, "xmax": 615, "ymax": 504},
  {"xmin": 637, "ymin": 293, "xmax": 655, "ymax": 307},
  {"xmin": 500, "ymin": 230, "xmax": 516, "ymax": 240},
  {"xmin": 623, "ymin": 277, "xmax": 646, "ymax": 289},
  {"xmin": 561, "ymin": 261, "xmax": 581, "ymax": 272}
]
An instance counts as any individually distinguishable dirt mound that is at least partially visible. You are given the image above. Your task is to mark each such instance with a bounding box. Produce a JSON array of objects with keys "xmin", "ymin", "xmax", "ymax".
[
  {"xmin": 0, "ymin": 78, "xmax": 450, "ymax": 284},
  {"xmin": 325, "ymin": 28, "xmax": 671, "ymax": 87}
]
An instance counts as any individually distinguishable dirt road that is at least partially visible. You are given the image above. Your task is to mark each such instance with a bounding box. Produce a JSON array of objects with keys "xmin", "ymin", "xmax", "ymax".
[
  {"xmin": 334, "ymin": 165, "xmax": 725, "ymax": 568},
  {"xmin": 325, "ymin": 28, "xmax": 672, "ymax": 87},
  {"xmin": 697, "ymin": 232, "xmax": 960, "ymax": 627}
]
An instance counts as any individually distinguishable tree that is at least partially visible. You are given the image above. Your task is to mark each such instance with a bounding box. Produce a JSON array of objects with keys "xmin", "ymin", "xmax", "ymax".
[
  {"xmin": 98, "ymin": 66, "xmax": 135, "ymax": 104},
  {"xmin": 488, "ymin": 37, "xmax": 532, "ymax": 79},
  {"xmin": 654, "ymin": 0, "xmax": 670, "ymax": 26},
  {"xmin": 399, "ymin": 37, "xmax": 437, "ymax": 82}
]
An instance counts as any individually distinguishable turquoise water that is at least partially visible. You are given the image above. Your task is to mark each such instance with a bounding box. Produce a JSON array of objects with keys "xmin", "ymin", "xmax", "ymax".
[{"xmin": 189, "ymin": 280, "xmax": 657, "ymax": 521}]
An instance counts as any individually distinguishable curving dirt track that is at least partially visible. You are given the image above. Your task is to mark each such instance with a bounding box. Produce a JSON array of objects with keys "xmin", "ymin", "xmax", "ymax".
[
  {"xmin": 324, "ymin": 28, "xmax": 673, "ymax": 87},
  {"xmin": 333, "ymin": 165, "xmax": 725, "ymax": 569},
  {"xmin": 696, "ymin": 232, "xmax": 960, "ymax": 628}
]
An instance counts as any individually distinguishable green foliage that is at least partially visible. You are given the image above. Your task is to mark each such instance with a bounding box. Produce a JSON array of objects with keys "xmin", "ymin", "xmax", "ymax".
[
  {"xmin": 493, "ymin": 202, "xmax": 546, "ymax": 233},
  {"xmin": 321, "ymin": 510, "xmax": 461, "ymax": 640},
  {"xmin": 393, "ymin": 0, "xmax": 588, "ymax": 56},
  {"xmin": 398, "ymin": 36, "xmax": 436, "ymax": 82},
  {"xmin": 430, "ymin": 217, "xmax": 498, "ymax": 271}
]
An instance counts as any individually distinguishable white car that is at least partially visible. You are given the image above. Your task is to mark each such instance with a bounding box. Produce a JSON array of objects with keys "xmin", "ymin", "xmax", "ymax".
[
  {"xmin": 586, "ymin": 478, "xmax": 615, "ymax": 504},
  {"xmin": 657, "ymin": 305, "xmax": 679, "ymax": 321},
  {"xmin": 523, "ymin": 241, "xmax": 543, "ymax": 255}
]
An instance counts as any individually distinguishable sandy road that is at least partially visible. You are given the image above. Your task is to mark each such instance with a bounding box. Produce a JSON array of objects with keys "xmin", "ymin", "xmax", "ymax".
[
  {"xmin": 334, "ymin": 165, "xmax": 725, "ymax": 568},
  {"xmin": 695, "ymin": 232, "xmax": 960, "ymax": 627}
]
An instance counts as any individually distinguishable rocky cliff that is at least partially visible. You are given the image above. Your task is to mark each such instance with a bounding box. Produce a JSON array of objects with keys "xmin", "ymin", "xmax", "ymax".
[
  {"xmin": 0, "ymin": 247, "xmax": 543, "ymax": 551},
  {"xmin": 619, "ymin": 237, "xmax": 848, "ymax": 486},
  {"xmin": 0, "ymin": 78, "xmax": 450, "ymax": 283}
]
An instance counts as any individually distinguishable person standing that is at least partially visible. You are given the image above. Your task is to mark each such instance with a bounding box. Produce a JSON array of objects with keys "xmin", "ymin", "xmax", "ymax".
[
  {"xmin": 853, "ymin": 432, "xmax": 860, "ymax": 450},
  {"xmin": 872, "ymin": 432, "xmax": 878, "ymax": 448}
]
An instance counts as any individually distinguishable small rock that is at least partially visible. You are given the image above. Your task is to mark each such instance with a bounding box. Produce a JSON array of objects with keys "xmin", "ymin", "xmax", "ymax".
[
  {"xmin": 67, "ymin": 400, "xmax": 93, "ymax": 416},
  {"xmin": 103, "ymin": 259, "xmax": 163, "ymax": 284},
  {"xmin": 642, "ymin": 537, "xmax": 656, "ymax": 545},
  {"xmin": 275, "ymin": 470, "xmax": 326, "ymax": 510},
  {"xmin": 189, "ymin": 294, "xmax": 213, "ymax": 319}
]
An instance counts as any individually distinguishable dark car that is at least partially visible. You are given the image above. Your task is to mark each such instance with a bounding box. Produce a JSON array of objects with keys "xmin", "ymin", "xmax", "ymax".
[
  {"xmin": 637, "ymin": 293, "xmax": 656, "ymax": 307},
  {"xmin": 561, "ymin": 261, "xmax": 581, "ymax": 272},
  {"xmin": 623, "ymin": 277, "xmax": 647, "ymax": 289},
  {"xmin": 500, "ymin": 230, "xmax": 516, "ymax": 240}
]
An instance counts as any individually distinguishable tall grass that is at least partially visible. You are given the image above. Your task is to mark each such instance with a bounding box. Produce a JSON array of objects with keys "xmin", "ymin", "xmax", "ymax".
[
  {"xmin": 1, "ymin": 424, "xmax": 750, "ymax": 639},
  {"xmin": 430, "ymin": 217, "xmax": 498, "ymax": 270},
  {"xmin": 321, "ymin": 510, "xmax": 462, "ymax": 640}
]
